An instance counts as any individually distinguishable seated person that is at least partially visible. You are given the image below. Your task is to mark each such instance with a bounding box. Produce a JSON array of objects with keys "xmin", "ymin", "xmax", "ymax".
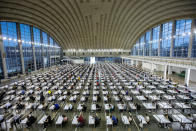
[
  {"xmin": 128, "ymin": 115, "xmax": 133, "ymax": 123},
  {"xmin": 96, "ymin": 104, "xmax": 101, "ymax": 111},
  {"xmin": 82, "ymin": 104, "xmax": 87, "ymax": 112},
  {"xmin": 111, "ymin": 115, "xmax": 118, "ymax": 126},
  {"xmin": 94, "ymin": 113, "xmax": 101, "ymax": 127},
  {"xmin": 26, "ymin": 114, "xmax": 36, "ymax": 127},
  {"xmin": 109, "ymin": 104, "xmax": 114, "ymax": 111},
  {"xmin": 16, "ymin": 103, "xmax": 25, "ymax": 110},
  {"xmin": 40, "ymin": 93, "xmax": 45, "ymax": 102},
  {"xmin": 51, "ymin": 95, "xmax": 56, "ymax": 101},
  {"xmin": 62, "ymin": 115, "xmax": 68, "ymax": 125},
  {"xmin": 54, "ymin": 103, "xmax": 60, "ymax": 110},
  {"xmin": 30, "ymin": 95, "xmax": 35, "ymax": 101},
  {"xmin": 44, "ymin": 115, "xmax": 52, "ymax": 128},
  {"xmin": 77, "ymin": 114, "xmax": 85, "ymax": 127},
  {"xmin": 43, "ymin": 102, "xmax": 48, "ymax": 110},
  {"xmin": 48, "ymin": 90, "xmax": 52, "ymax": 95},
  {"xmin": 144, "ymin": 114, "xmax": 150, "ymax": 124}
]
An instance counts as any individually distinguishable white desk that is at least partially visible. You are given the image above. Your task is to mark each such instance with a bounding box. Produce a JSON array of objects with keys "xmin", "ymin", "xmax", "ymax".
[
  {"xmin": 56, "ymin": 115, "xmax": 63, "ymax": 125},
  {"xmin": 89, "ymin": 115, "xmax": 95, "ymax": 125},
  {"xmin": 137, "ymin": 115, "xmax": 147, "ymax": 124},
  {"xmin": 153, "ymin": 115, "xmax": 170, "ymax": 124},
  {"xmin": 106, "ymin": 116, "xmax": 113, "ymax": 125},
  {"xmin": 122, "ymin": 115, "xmax": 130, "ymax": 125},
  {"xmin": 38, "ymin": 115, "xmax": 47, "ymax": 124},
  {"xmin": 158, "ymin": 102, "xmax": 172, "ymax": 109},
  {"xmin": 142, "ymin": 103, "xmax": 156, "ymax": 110},
  {"xmin": 136, "ymin": 96, "xmax": 147, "ymax": 101},
  {"xmin": 172, "ymin": 114, "xmax": 192, "ymax": 123}
]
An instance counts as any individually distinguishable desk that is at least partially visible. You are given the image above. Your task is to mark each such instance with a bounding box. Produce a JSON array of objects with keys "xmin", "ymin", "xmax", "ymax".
[
  {"xmin": 142, "ymin": 103, "xmax": 156, "ymax": 110},
  {"xmin": 175, "ymin": 103, "xmax": 191, "ymax": 109},
  {"xmin": 122, "ymin": 115, "xmax": 130, "ymax": 125},
  {"xmin": 153, "ymin": 115, "xmax": 170, "ymax": 124},
  {"xmin": 172, "ymin": 114, "xmax": 192, "ymax": 123},
  {"xmin": 158, "ymin": 102, "xmax": 172, "ymax": 109},
  {"xmin": 56, "ymin": 115, "xmax": 63, "ymax": 125},
  {"xmin": 38, "ymin": 115, "xmax": 47, "ymax": 124},
  {"xmin": 72, "ymin": 116, "xmax": 78, "ymax": 125},
  {"xmin": 106, "ymin": 116, "xmax": 112, "ymax": 125},
  {"xmin": 89, "ymin": 115, "xmax": 95, "ymax": 125},
  {"xmin": 137, "ymin": 115, "xmax": 147, "ymax": 124},
  {"xmin": 136, "ymin": 96, "xmax": 147, "ymax": 101}
]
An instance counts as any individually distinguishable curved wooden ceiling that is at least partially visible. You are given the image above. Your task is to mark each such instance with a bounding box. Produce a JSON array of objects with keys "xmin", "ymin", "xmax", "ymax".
[{"xmin": 0, "ymin": 0, "xmax": 196, "ymax": 50}]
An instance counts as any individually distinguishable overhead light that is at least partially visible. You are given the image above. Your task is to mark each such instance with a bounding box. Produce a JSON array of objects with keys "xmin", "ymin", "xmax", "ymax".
[{"xmin": 3, "ymin": 37, "xmax": 7, "ymax": 40}]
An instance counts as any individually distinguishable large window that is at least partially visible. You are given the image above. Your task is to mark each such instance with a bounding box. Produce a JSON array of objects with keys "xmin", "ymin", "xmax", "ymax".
[
  {"xmin": 173, "ymin": 19, "xmax": 192, "ymax": 57},
  {"xmin": 0, "ymin": 50, "xmax": 3, "ymax": 79},
  {"xmin": 144, "ymin": 31, "xmax": 151, "ymax": 56},
  {"xmin": 151, "ymin": 26, "xmax": 160, "ymax": 56},
  {"xmin": 42, "ymin": 32, "xmax": 50, "ymax": 67},
  {"xmin": 1, "ymin": 22, "xmax": 22, "ymax": 77},
  {"xmin": 139, "ymin": 36, "xmax": 144, "ymax": 56},
  {"xmin": 33, "ymin": 27, "xmax": 43, "ymax": 70},
  {"xmin": 192, "ymin": 20, "xmax": 196, "ymax": 58},
  {"xmin": 20, "ymin": 24, "xmax": 34, "ymax": 72},
  {"xmin": 160, "ymin": 22, "xmax": 172, "ymax": 57}
]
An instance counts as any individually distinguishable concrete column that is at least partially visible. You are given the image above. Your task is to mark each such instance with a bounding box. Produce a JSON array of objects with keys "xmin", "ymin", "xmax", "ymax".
[
  {"xmin": 17, "ymin": 23, "xmax": 25, "ymax": 74},
  {"xmin": 164, "ymin": 65, "xmax": 167, "ymax": 81},
  {"xmin": 158, "ymin": 24, "xmax": 163, "ymax": 57},
  {"xmin": 170, "ymin": 20, "xmax": 176, "ymax": 57},
  {"xmin": 151, "ymin": 62, "xmax": 153, "ymax": 73},
  {"xmin": 185, "ymin": 68, "xmax": 191, "ymax": 86},
  {"xmin": 168, "ymin": 66, "xmax": 172, "ymax": 75},
  {"xmin": 0, "ymin": 26, "xmax": 8, "ymax": 78},
  {"xmin": 188, "ymin": 19, "xmax": 195, "ymax": 58},
  {"xmin": 30, "ymin": 26, "xmax": 37, "ymax": 71},
  {"xmin": 40, "ymin": 31, "xmax": 45, "ymax": 69}
]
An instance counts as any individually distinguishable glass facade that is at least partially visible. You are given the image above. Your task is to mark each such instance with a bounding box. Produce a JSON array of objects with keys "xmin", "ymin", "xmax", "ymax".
[
  {"xmin": 139, "ymin": 36, "xmax": 145, "ymax": 56},
  {"xmin": 151, "ymin": 26, "xmax": 160, "ymax": 56},
  {"xmin": 193, "ymin": 20, "xmax": 196, "ymax": 57},
  {"xmin": 173, "ymin": 19, "xmax": 192, "ymax": 58},
  {"xmin": 160, "ymin": 22, "xmax": 172, "ymax": 57},
  {"xmin": 42, "ymin": 32, "xmax": 50, "ymax": 67},
  {"xmin": 33, "ymin": 27, "xmax": 43, "ymax": 70},
  {"xmin": 20, "ymin": 24, "xmax": 34, "ymax": 72},
  {"xmin": 144, "ymin": 31, "xmax": 151, "ymax": 56},
  {"xmin": 0, "ymin": 21, "xmax": 61, "ymax": 78},
  {"xmin": 1, "ymin": 22, "xmax": 22, "ymax": 77},
  {"xmin": 131, "ymin": 19, "xmax": 196, "ymax": 58}
]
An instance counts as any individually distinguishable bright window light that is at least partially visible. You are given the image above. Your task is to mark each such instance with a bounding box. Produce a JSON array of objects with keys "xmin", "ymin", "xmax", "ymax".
[{"xmin": 90, "ymin": 57, "xmax": 95, "ymax": 64}]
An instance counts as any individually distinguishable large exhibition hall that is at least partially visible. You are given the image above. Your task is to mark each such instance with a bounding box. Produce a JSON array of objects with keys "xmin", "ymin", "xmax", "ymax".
[{"xmin": 0, "ymin": 0, "xmax": 196, "ymax": 131}]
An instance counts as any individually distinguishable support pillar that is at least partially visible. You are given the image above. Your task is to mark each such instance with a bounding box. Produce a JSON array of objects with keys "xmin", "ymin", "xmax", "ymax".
[
  {"xmin": 151, "ymin": 62, "xmax": 153, "ymax": 73},
  {"xmin": 170, "ymin": 20, "xmax": 176, "ymax": 57},
  {"xmin": 17, "ymin": 23, "xmax": 25, "ymax": 74},
  {"xmin": 0, "ymin": 24, "xmax": 8, "ymax": 78},
  {"xmin": 30, "ymin": 26, "xmax": 37, "ymax": 71},
  {"xmin": 158, "ymin": 24, "xmax": 163, "ymax": 57},
  {"xmin": 40, "ymin": 31, "xmax": 45, "ymax": 69},
  {"xmin": 168, "ymin": 66, "xmax": 172, "ymax": 75},
  {"xmin": 185, "ymin": 68, "xmax": 190, "ymax": 86},
  {"xmin": 164, "ymin": 65, "xmax": 167, "ymax": 81},
  {"xmin": 188, "ymin": 18, "xmax": 195, "ymax": 58}
]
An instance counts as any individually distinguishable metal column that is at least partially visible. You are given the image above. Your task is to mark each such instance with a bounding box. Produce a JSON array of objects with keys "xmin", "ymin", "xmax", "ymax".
[
  {"xmin": 0, "ymin": 25, "xmax": 8, "ymax": 78},
  {"xmin": 30, "ymin": 26, "xmax": 37, "ymax": 71},
  {"xmin": 16, "ymin": 23, "xmax": 25, "ymax": 74}
]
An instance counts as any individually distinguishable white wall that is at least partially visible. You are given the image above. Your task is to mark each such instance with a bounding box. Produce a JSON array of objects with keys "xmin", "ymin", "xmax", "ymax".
[
  {"xmin": 72, "ymin": 59, "xmax": 84, "ymax": 64},
  {"xmin": 142, "ymin": 62, "xmax": 156, "ymax": 72},
  {"xmin": 190, "ymin": 69, "xmax": 196, "ymax": 82},
  {"xmin": 169, "ymin": 66, "xmax": 185, "ymax": 74}
]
